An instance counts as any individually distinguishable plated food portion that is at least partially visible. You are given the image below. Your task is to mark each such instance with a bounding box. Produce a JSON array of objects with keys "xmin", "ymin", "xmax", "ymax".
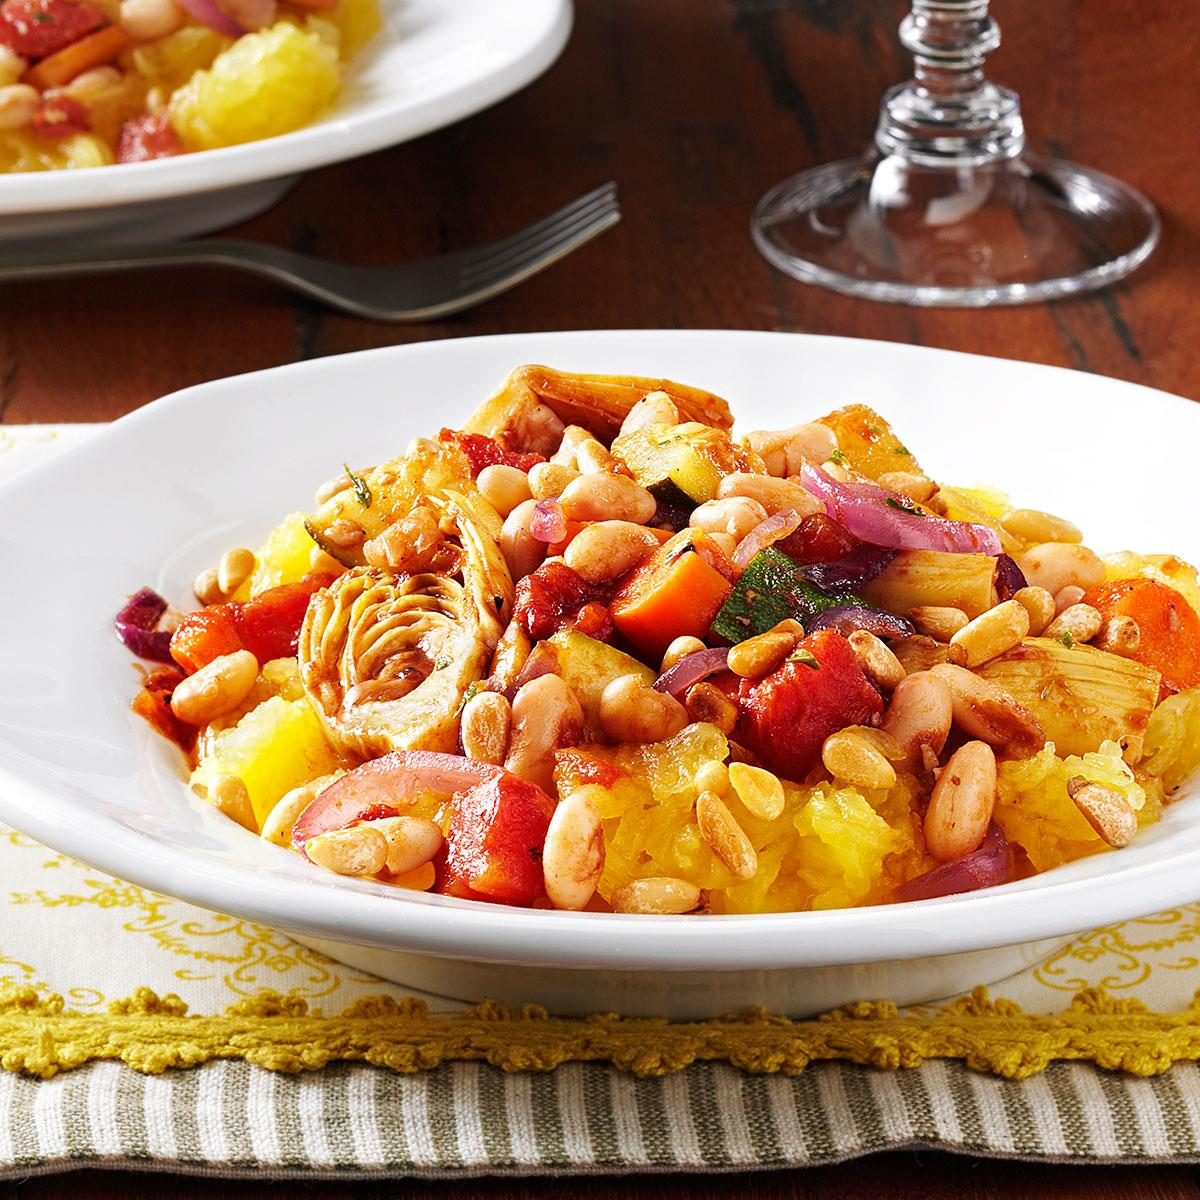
[
  {"xmin": 117, "ymin": 365, "xmax": 1200, "ymax": 916},
  {"xmin": 0, "ymin": 0, "xmax": 378, "ymax": 170}
]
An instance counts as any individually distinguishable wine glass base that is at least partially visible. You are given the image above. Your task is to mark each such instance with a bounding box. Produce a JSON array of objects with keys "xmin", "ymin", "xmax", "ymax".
[{"xmin": 752, "ymin": 154, "xmax": 1161, "ymax": 307}]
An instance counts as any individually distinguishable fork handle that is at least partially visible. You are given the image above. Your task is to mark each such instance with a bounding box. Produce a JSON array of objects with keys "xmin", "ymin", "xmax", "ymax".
[{"xmin": 0, "ymin": 240, "xmax": 340, "ymax": 307}]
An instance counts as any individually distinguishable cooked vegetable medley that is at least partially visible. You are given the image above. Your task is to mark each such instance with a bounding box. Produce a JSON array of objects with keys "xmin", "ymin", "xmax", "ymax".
[
  {"xmin": 0, "ymin": 0, "xmax": 378, "ymax": 170},
  {"xmin": 118, "ymin": 366, "xmax": 1200, "ymax": 914}
]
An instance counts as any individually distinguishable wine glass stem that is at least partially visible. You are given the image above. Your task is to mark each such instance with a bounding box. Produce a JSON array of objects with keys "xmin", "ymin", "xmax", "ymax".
[{"xmin": 875, "ymin": 0, "xmax": 1025, "ymax": 168}]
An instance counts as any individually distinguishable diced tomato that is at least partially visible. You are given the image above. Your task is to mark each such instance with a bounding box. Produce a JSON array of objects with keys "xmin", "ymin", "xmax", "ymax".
[
  {"xmin": 117, "ymin": 112, "xmax": 184, "ymax": 163},
  {"xmin": 775, "ymin": 513, "xmax": 859, "ymax": 565},
  {"xmin": 736, "ymin": 629, "xmax": 883, "ymax": 782},
  {"xmin": 553, "ymin": 747, "xmax": 628, "ymax": 792},
  {"xmin": 438, "ymin": 428, "xmax": 545, "ymax": 477},
  {"xmin": 31, "ymin": 94, "xmax": 88, "ymax": 139},
  {"xmin": 130, "ymin": 665, "xmax": 195, "ymax": 754},
  {"xmin": 513, "ymin": 559, "xmax": 612, "ymax": 642},
  {"xmin": 439, "ymin": 774, "xmax": 555, "ymax": 906},
  {"xmin": 570, "ymin": 600, "xmax": 614, "ymax": 641},
  {"xmin": 0, "ymin": 0, "xmax": 103, "ymax": 58},
  {"xmin": 170, "ymin": 572, "xmax": 335, "ymax": 674},
  {"xmin": 1083, "ymin": 577, "xmax": 1200, "ymax": 699}
]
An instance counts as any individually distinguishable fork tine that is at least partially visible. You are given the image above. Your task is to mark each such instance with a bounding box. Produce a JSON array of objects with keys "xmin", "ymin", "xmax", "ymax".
[
  {"xmin": 457, "ymin": 183, "xmax": 618, "ymax": 280},
  {"xmin": 459, "ymin": 191, "xmax": 620, "ymax": 288},
  {"xmin": 457, "ymin": 202, "xmax": 622, "ymax": 298}
]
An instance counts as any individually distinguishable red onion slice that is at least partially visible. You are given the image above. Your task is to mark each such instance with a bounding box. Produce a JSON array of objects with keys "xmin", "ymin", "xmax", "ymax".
[
  {"xmin": 798, "ymin": 464, "xmax": 1002, "ymax": 555},
  {"xmin": 653, "ymin": 646, "xmax": 730, "ymax": 695},
  {"xmin": 215, "ymin": 0, "xmax": 276, "ymax": 29},
  {"xmin": 732, "ymin": 509, "xmax": 802, "ymax": 570},
  {"xmin": 115, "ymin": 587, "xmax": 174, "ymax": 662},
  {"xmin": 503, "ymin": 641, "xmax": 560, "ymax": 701},
  {"xmin": 896, "ymin": 824, "xmax": 1013, "ymax": 902},
  {"xmin": 294, "ymin": 750, "xmax": 503, "ymax": 848},
  {"xmin": 807, "ymin": 605, "xmax": 915, "ymax": 640},
  {"xmin": 993, "ymin": 553, "xmax": 1027, "ymax": 601},
  {"xmin": 530, "ymin": 499, "xmax": 568, "ymax": 544},
  {"xmin": 175, "ymin": 0, "xmax": 243, "ymax": 37}
]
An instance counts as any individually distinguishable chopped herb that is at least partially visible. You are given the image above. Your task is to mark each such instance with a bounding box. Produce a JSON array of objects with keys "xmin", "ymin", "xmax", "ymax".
[
  {"xmin": 894, "ymin": 444, "xmax": 912, "ymax": 457},
  {"xmin": 867, "ymin": 424, "xmax": 883, "ymax": 435},
  {"xmin": 32, "ymin": 11, "xmax": 52, "ymax": 20},
  {"xmin": 343, "ymin": 463, "xmax": 372, "ymax": 509},
  {"xmin": 456, "ymin": 681, "xmax": 482, "ymax": 713},
  {"xmin": 434, "ymin": 652, "xmax": 453, "ymax": 670},
  {"xmin": 1056, "ymin": 630, "xmax": 1076, "ymax": 649},
  {"xmin": 826, "ymin": 448, "xmax": 849, "ymax": 466},
  {"xmin": 885, "ymin": 496, "xmax": 923, "ymax": 515},
  {"xmin": 789, "ymin": 648, "xmax": 821, "ymax": 670}
]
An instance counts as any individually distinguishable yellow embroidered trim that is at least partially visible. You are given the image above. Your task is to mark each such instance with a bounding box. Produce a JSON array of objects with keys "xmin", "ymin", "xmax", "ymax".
[{"xmin": 4, "ymin": 985, "xmax": 1200, "ymax": 1081}]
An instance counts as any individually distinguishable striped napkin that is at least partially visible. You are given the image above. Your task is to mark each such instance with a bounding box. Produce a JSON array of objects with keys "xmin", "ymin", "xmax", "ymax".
[{"xmin": 4, "ymin": 424, "xmax": 1200, "ymax": 1179}]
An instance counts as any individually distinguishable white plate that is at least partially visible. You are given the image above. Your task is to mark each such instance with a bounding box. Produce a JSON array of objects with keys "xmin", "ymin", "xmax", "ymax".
[
  {"xmin": 1, "ymin": 330, "xmax": 1198, "ymax": 1019},
  {"xmin": 0, "ymin": 0, "xmax": 572, "ymax": 246}
]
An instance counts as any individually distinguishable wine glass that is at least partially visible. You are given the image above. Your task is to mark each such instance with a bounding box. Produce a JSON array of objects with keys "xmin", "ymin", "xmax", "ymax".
[{"xmin": 751, "ymin": 0, "xmax": 1160, "ymax": 307}]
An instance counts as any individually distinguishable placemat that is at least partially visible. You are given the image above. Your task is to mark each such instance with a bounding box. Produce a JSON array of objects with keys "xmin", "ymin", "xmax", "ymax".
[{"xmin": 5, "ymin": 423, "xmax": 1200, "ymax": 1178}]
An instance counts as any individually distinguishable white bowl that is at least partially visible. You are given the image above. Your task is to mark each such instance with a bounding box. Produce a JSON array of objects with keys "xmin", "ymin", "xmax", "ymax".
[
  {"xmin": 0, "ymin": 0, "xmax": 572, "ymax": 246},
  {"xmin": 0, "ymin": 329, "xmax": 1197, "ymax": 1018}
]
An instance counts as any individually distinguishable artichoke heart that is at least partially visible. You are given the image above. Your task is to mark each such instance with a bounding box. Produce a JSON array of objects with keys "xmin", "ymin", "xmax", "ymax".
[{"xmin": 298, "ymin": 493, "xmax": 512, "ymax": 759}]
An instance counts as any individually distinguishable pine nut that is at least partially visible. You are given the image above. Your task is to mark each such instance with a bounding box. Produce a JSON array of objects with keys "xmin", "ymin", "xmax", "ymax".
[
  {"xmin": 323, "ymin": 518, "xmax": 366, "ymax": 550},
  {"xmin": 315, "ymin": 473, "xmax": 353, "ymax": 505},
  {"xmin": 620, "ymin": 391, "xmax": 679, "ymax": 435},
  {"xmin": 929, "ymin": 663, "xmax": 1044, "ymax": 750},
  {"xmin": 848, "ymin": 630, "xmax": 905, "ymax": 689},
  {"xmin": 599, "ymin": 674, "xmax": 688, "ymax": 744},
  {"xmin": 727, "ymin": 627, "xmax": 800, "ymax": 678},
  {"xmin": 728, "ymin": 761, "xmax": 784, "ymax": 821},
  {"xmin": 662, "ymin": 635, "xmax": 707, "ymax": 672},
  {"xmin": 611, "ymin": 876, "xmax": 704, "ymax": 915},
  {"xmin": 505, "ymin": 674, "xmax": 584, "ymax": 792},
  {"xmin": 1095, "ymin": 615, "xmax": 1141, "ymax": 657},
  {"xmin": 1054, "ymin": 585, "xmax": 1086, "ymax": 614},
  {"xmin": 194, "ymin": 567, "xmax": 225, "ymax": 606},
  {"xmin": 892, "ymin": 635, "xmax": 949, "ymax": 674},
  {"xmin": 528, "ymin": 461, "xmax": 580, "ymax": 500},
  {"xmin": 542, "ymin": 788, "xmax": 606, "ymax": 910},
  {"xmin": 1013, "ymin": 586, "xmax": 1056, "ymax": 636},
  {"xmin": 909, "ymin": 605, "xmax": 969, "ymax": 642},
  {"xmin": 683, "ymin": 681, "xmax": 738, "ymax": 734},
  {"xmin": 0, "ymin": 47, "xmax": 26, "ymax": 88},
  {"xmin": 707, "ymin": 532, "xmax": 737, "ymax": 560},
  {"xmin": 924, "ymin": 741, "xmax": 996, "ymax": 862},
  {"xmin": 0, "ymin": 84, "xmax": 38, "ymax": 130},
  {"xmin": 476, "ymin": 464, "xmax": 532, "ymax": 518},
  {"xmin": 1016, "ymin": 542, "xmax": 1105, "ymax": 596},
  {"xmin": 877, "ymin": 471, "xmax": 938, "ymax": 503},
  {"xmin": 690, "ymin": 496, "xmax": 770, "ymax": 542},
  {"xmin": 170, "ymin": 650, "xmax": 259, "ymax": 725},
  {"xmin": 696, "ymin": 791, "xmax": 757, "ymax": 880},
  {"xmin": 500, "ymin": 499, "xmax": 546, "ymax": 581},
  {"xmin": 306, "ymin": 825, "xmax": 387, "ymax": 877},
  {"xmin": 1044, "ymin": 603, "xmax": 1103, "ymax": 645},
  {"xmin": 218, "ymin": 547, "xmax": 255, "ymax": 596},
  {"xmin": 576, "ymin": 437, "xmax": 622, "ymax": 475},
  {"xmin": 559, "ymin": 473, "xmax": 656, "ymax": 524},
  {"xmin": 821, "ymin": 728, "xmax": 897, "ymax": 790},
  {"xmin": 119, "ymin": 0, "xmax": 183, "ymax": 39},
  {"xmin": 550, "ymin": 425, "xmax": 593, "ymax": 469},
  {"xmin": 260, "ymin": 777, "xmax": 338, "ymax": 847},
  {"xmin": 367, "ymin": 815, "xmax": 444, "ymax": 876},
  {"xmin": 460, "ymin": 690, "xmax": 512, "ymax": 765},
  {"xmin": 1066, "ymin": 776, "xmax": 1137, "ymax": 848},
  {"xmin": 1000, "ymin": 508, "xmax": 1083, "ymax": 545},
  {"xmin": 882, "ymin": 671, "xmax": 954, "ymax": 766},
  {"xmin": 948, "ymin": 599, "xmax": 1030, "ymax": 667},
  {"xmin": 716, "ymin": 472, "xmax": 822, "ymax": 517},
  {"xmin": 208, "ymin": 774, "xmax": 256, "ymax": 832},
  {"xmin": 563, "ymin": 520, "xmax": 659, "ymax": 584},
  {"xmin": 695, "ymin": 760, "xmax": 730, "ymax": 797}
]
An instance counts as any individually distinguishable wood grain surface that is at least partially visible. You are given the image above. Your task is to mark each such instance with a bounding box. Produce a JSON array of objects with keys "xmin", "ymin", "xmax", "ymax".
[{"xmin": 4, "ymin": 0, "xmax": 1198, "ymax": 1193}]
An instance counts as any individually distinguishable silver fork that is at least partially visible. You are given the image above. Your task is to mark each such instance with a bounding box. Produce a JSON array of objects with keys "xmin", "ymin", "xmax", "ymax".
[{"xmin": 0, "ymin": 182, "xmax": 620, "ymax": 321}]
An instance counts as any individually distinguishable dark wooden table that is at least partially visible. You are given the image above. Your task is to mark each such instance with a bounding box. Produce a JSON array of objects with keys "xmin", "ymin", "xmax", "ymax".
[{"xmin": 4, "ymin": 0, "xmax": 1198, "ymax": 1194}]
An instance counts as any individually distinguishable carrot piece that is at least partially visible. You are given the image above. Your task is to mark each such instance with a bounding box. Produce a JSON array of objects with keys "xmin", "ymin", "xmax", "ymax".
[
  {"xmin": 23, "ymin": 24, "xmax": 131, "ymax": 90},
  {"xmin": 1083, "ymin": 577, "xmax": 1200, "ymax": 698},
  {"xmin": 611, "ymin": 529, "xmax": 733, "ymax": 658}
]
